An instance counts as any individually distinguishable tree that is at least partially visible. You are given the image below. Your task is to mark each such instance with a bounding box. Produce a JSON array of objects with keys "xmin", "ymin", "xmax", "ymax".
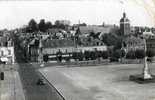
[
  {"xmin": 101, "ymin": 33, "xmax": 122, "ymax": 49},
  {"xmin": 72, "ymin": 52, "xmax": 78, "ymax": 61},
  {"xmin": 135, "ymin": 49, "xmax": 145, "ymax": 59},
  {"xmin": 77, "ymin": 51, "xmax": 84, "ymax": 61},
  {"xmin": 126, "ymin": 50, "xmax": 136, "ymax": 59},
  {"xmin": 89, "ymin": 31, "xmax": 100, "ymax": 39},
  {"xmin": 114, "ymin": 37, "xmax": 123, "ymax": 50},
  {"xmin": 146, "ymin": 49, "xmax": 155, "ymax": 57},
  {"xmin": 97, "ymin": 51, "xmax": 103, "ymax": 58},
  {"xmin": 90, "ymin": 51, "xmax": 97, "ymax": 60},
  {"xmin": 101, "ymin": 51, "xmax": 108, "ymax": 59},
  {"xmin": 45, "ymin": 21, "xmax": 52, "ymax": 30},
  {"xmin": 43, "ymin": 54, "xmax": 48, "ymax": 62},
  {"xmin": 38, "ymin": 19, "xmax": 46, "ymax": 32},
  {"xmin": 79, "ymin": 23, "xmax": 87, "ymax": 26},
  {"xmin": 54, "ymin": 20, "xmax": 60, "ymax": 26},
  {"xmin": 28, "ymin": 19, "xmax": 38, "ymax": 32},
  {"xmin": 54, "ymin": 20, "xmax": 69, "ymax": 29},
  {"xmin": 112, "ymin": 49, "xmax": 122, "ymax": 59},
  {"xmin": 84, "ymin": 51, "xmax": 90, "ymax": 60},
  {"xmin": 120, "ymin": 49, "xmax": 126, "ymax": 58}
]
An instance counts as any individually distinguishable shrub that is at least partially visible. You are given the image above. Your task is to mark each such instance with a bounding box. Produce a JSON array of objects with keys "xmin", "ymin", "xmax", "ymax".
[
  {"xmin": 97, "ymin": 51, "xmax": 103, "ymax": 58},
  {"xmin": 72, "ymin": 52, "xmax": 83, "ymax": 61},
  {"xmin": 102, "ymin": 51, "xmax": 109, "ymax": 59},
  {"xmin": 112, "ymin": 49, "xmax": 122, "ymax": 59},
  {"xmin": 72, "ymin": 52, "xmax": 78, "ymax": 60},
  {"xmin": 84, "ymin": 51, "xmax": 90, "ymax": 60},
  {"xmin": 126, "ymin": 50, "xmax": 136, "ymax": 59},
  {"xmin": 110, "ymin": 57, "xmax": 119, "ymax": 62},
  {"xmin": 135, "ymin": 49, "xmax": 145, "ymax": 59},
  {"xmin": 146, "ymin": 49, "xmax": 155, "ymax": 57},
  {"xmin": 43, "ymin": 54, "xmax": 48, "ymax": 62},
  {"xmin": 90, "ymin": 51, "xmax": 97, "ymax": 60},
  {"xmin": 77, "ymin": 52, "xmax": 84, "ymax": 61}
]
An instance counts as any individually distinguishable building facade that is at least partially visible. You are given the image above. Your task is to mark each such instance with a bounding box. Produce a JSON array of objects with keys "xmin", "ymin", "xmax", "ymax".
[
  {"xmin": 125, "ymin": 36, "xmax": 144, "ymax": 52},
  {"xmin": 0, "ymin": 37, "xmax": 15, "ymax": 64},
  {"xmin": 28, "ymin": 38, "xmax": 40, "ymax": 62},
  {"xmin": 119, "ymin": 12, "xmax": 145, "ymax": 53},
  {"xmin": 28, "ymin": 37, "xmax": 107, "ymax": 62}
]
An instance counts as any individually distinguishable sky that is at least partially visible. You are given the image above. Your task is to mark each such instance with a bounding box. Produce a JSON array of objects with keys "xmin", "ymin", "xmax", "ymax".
[{"xmin": 0, "ymin": 0, "xmax": 155, "ymax": 29}]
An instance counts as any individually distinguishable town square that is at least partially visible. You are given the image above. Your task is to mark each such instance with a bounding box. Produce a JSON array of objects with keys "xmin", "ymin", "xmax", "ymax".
[{"xmin": 1, "ymin": 0, "xmax": 155, "ymax": 100}]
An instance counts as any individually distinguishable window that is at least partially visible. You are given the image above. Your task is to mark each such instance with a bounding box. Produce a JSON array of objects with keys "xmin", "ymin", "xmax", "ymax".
[
  {"xmin": 1, "ymin": 51, "xmax": 3, "ymax": 56},
  {"xmin": 8, "ymin": 50, "xmax": 11, "ymax": 55}
]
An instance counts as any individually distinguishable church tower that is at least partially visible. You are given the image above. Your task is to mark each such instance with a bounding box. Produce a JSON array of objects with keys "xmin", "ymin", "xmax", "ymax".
[{"xmin": 120, "ymin": 12, "xmax": 130, "ymax": 36}]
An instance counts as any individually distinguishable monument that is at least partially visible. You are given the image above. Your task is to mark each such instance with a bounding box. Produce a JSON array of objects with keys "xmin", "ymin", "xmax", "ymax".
[{"xmin": 129, "ymin": 33, "xmax": 155, "ymax": 84}]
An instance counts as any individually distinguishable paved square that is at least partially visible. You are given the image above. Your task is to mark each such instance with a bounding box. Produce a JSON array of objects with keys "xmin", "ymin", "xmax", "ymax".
[{"xmin": 39, "ymin": 63, "xmax": 155, "ymax": 100}]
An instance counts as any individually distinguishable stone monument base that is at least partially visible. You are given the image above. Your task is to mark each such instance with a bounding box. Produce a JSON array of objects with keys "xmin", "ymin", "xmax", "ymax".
[{"xmin": 129, "ymin": 74, "xmax": 155, "ymax": 84}]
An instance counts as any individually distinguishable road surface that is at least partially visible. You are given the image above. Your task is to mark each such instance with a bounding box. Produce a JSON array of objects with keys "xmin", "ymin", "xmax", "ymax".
[
  {"xmin": 39, "ymin": 63, "xmax": 155, "ymax": 100},
  {"xmin": 18, "ymin": 63, "xmax": 62, "ymax": 100}
]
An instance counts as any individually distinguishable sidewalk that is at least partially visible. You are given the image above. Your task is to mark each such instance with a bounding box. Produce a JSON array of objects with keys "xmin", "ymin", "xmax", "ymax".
[{"xmin": 0, "ymin": 68, "xmax": 25, "ymax": 100}]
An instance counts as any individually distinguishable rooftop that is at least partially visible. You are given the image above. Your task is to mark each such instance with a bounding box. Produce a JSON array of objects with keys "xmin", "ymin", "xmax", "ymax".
[
  {"xmin": 42, "ymin": 39, "xmax": 75, "ymax": 48},
  {"xmin": 77, "ymin": 26, "xmax": 114, "ymax": 35}
]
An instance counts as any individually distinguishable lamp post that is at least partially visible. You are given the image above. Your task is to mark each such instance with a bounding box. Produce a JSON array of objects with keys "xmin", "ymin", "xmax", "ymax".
[{"xmin": 39, "ymin": 36, "xmax": 44, "ymax": 67}]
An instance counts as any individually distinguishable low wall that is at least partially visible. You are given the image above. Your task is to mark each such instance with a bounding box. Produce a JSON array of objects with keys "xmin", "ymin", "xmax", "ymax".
[{"xmin": 38, "ymin": 71, "xmax": 65, "ymax": 100}]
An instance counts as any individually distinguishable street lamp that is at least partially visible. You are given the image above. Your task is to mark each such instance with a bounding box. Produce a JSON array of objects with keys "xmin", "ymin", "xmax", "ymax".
[{"xmin": 39, "ymin": 36, "xmax": 44, "ymax": 67}]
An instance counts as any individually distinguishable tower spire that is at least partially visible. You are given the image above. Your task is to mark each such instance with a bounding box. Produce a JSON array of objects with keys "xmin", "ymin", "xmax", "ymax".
[{"xmin": 123, "ymin": 12, "xmax": 126, "ymax": 18}]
